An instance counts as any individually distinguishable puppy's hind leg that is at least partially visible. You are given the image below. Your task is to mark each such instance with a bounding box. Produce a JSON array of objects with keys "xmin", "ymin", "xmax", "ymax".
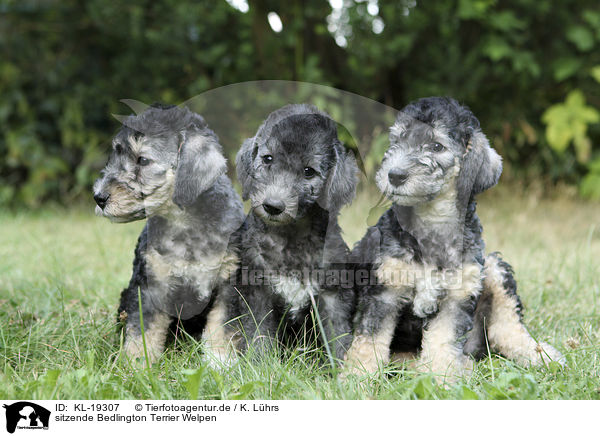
[{"xmin": 481, "ymin": 253, "xmax": 565, "ymax": 367}]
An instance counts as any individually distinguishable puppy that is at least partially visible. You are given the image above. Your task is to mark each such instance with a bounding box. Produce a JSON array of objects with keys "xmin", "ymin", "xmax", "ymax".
[
  {"xmin": 202, "ymin": 104, "xmax": 358, "ymax": 364},
  {"xmin": 93, "ymin": 103, "xmax": 244, "ymax": 363},
  {"xmin": 345, "ymin": 97, "xmax": 564, "ymax": 379}
]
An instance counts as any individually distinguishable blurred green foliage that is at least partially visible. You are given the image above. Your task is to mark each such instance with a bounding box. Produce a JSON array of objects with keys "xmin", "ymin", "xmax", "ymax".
[
  {"xmin": 542, "ymin": 72, "xmax": 600, "ymax": 199},
  {"xmin": 1, "ymin": 0, "xmax": 600, "ymax": 206}
]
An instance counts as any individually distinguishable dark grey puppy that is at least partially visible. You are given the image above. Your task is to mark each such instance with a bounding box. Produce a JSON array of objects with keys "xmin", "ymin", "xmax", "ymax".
[
  {"xmin": 345, "ymin": 97, "xmax": 564, "ymax": 379},
  {"xmin": 202, "ymin": 104, "xmax": 358, "ymax": 364},
  {"xmin": 93, "ymin": 103, "xmax": 244, "ymax": 363}
]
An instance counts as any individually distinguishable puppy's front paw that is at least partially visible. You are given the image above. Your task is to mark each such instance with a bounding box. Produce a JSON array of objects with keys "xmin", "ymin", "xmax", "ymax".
[
  {"xmin": 203, "ymin": 348, "xmax": 238, "ymax": 370},
  {"xmin": 342, "ymin": 335, "xmax": 387, "ymax": 377},
  {"xmin": 412, "ymin": 293, "xmax": 439, "ymax": 318},
  {"xmin": 122, "ymin": 336, "xmax": 164, "ymax": 366},
  {"xmin": 534, "ymin": 342, "xmax": 566, "ymax": 368},
  {"xmin": 413, "ymin": 275, "xmax": 442, "ymax": 318},
  {"xmin": 390, "ymin": 351, "xmax": 418, "ymax": 367},
  {"xmin": 417, "ymin": 352, "xmax": 474, "ymax": 384},
  {"xmin": 338, "ymin": 364, "xmax": 368, "ymax": 381}
]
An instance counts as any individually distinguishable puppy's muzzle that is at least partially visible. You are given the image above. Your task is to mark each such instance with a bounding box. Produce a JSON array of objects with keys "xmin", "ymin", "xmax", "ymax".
[
  {"xmin": 388, "ymin": 169, "xmax": 408, "ymax": 187},
  {"xmin": 262, "ymin": 199, "xmax": 286, "ymax": 216},
  {"xmin": 94, "ymin": 192, "xmax": 110, "ymax": 210}
]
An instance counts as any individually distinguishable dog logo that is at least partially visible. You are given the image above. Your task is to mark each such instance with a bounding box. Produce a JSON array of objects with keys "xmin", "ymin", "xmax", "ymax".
[{"xmin": 2, "ymin": 402, "xmax": 50, "ymax": 433}]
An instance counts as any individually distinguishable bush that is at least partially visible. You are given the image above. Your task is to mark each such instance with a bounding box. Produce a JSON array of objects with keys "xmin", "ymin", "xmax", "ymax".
[{"xmin": 1, "ymin": 0, "xmax": 599, "ymax": 206}]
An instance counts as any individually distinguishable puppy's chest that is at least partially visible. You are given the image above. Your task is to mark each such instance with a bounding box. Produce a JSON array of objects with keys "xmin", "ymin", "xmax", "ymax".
[
  {"xmin": 377, "ymin": 230, "xmax": 462, "ymax": 318},
  {"xmin": 145, "ymin": 226, "xmax": 226, "ymax": 293},
  {"xmin": 270, "ymin": 275, "xmax": 318, "ymax": 316},
  {"xmin": 415, "ymin": 234, "xmax": 463, "ymax": 268},
  {"xmin": 242, "ymin": 231, "xmax": 325, "ymax": 314},
  {"xmin": 248, "ymin": 231, "xmax": 325, "ymax": 271}
]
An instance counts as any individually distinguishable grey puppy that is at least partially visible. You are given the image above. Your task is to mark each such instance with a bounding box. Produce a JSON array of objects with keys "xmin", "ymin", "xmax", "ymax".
[
  {"xmin": 202, "ymin": 104, "xmax": 358, "ymax": 364},
  {"xmin": 93, "ymin": 103, "xmax": 244, "ymax": 363},
  {"xmin": 344, "ymin": 97, "xmax": 564, "ymax": 379}
]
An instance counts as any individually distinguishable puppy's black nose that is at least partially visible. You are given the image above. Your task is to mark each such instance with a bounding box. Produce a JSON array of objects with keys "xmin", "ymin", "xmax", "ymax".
[
  {"xmin": 388, "ymin": 169, "xmax": 408, "ymax": 187},
  {"xmin": 263, "ymin": 200, "xmax": 285, "ymax": 216},
  {"xmin": 94, "ymin": 192, "xmax": 110, "ymax": 209}
]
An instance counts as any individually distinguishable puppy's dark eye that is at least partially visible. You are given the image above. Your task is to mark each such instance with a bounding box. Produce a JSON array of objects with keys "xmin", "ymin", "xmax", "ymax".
[
  {"xmin": 429, "ymin": 142, "xmax": 444, "ymax": 152},
  {"xmin": 262, "ymin": 155, "xmax": 273, "ymax": 164},
  {"xmin": 115, "ymin": 144, "xmax": 123, "ymax": 154},
  {"xmin": 137, "ymin": 156, "xmax": 150, "ymax": 166},
  {"xmin": 304, "ymin": 167, "xmax": 316, "ymax": 179}
]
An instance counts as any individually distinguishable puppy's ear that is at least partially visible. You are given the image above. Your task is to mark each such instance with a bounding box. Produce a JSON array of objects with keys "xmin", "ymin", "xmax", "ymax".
[
  {"xmin": 457, "ymin": 131, "xmax": 502, "ymax": 202},
  {"xmin": 319, "ymin": 141, "xmax": 359, "ymax": 212},
  {"xmin": 173, "ymin": 128, "xmax": 226, "ymax": 208},
  {"xmin": 236, "ymin": 138, "xmax": 257, "ymax": 201},
  {"xmin": 473, "ymin": 132, "xmax": 502, "ymax": 194}
]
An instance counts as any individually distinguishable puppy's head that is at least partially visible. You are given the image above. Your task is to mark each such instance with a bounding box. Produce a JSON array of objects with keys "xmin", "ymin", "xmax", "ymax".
[
  {"xmin": 236, "ymin": 104, "xmax": 357, "ymax": 225},
  {"xmin": 376, "ymin": 97, "xmax": 502, "ymax": 207},
  {"xmin": 93, "ymin": 103, "xmax": 226, "ymax": 222}
]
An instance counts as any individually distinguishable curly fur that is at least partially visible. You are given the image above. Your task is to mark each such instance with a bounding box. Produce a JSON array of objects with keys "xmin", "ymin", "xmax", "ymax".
[
  {"xmin": 345, "ymin": 97, "xmax": 564, "ymax": 379},
  {"xmin": 93, "ymin": 103, "xmax": 244, "ymax": 363},
  {"xmin": 203, "ymin": 104, "xmax": 358, "ymax": 364}
]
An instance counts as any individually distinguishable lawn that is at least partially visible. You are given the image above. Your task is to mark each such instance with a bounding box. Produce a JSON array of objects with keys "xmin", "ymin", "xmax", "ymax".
[{"xmin": 1, "ymin": 187, "xmax": 599, "ymax": 400}]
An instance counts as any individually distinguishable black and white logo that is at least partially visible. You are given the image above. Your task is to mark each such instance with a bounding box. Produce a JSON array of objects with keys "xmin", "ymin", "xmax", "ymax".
[{"xmin": 3, "ymin": 402, "xmax": 50, "ymax": 434}]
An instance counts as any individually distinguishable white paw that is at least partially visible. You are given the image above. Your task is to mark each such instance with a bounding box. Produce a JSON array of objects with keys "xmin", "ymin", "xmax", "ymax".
[
  {"xmin": 413, "ymin": 278, "xmax": 442, "ymax": 317},
  {"xmin": 390, "ymin": 351, "xmax": 418, "ymax": 365},
  {"xmin": 341, "ymin": 335, "xmax": 387, "ymax": 377},
  {"xmin": 413, "ymin": 296, "xmax": 439, "ymax": 318},
  {"xmin": 339, "ymin": 364, "xmax": 368, "ymax": 381},
  {"xmin": 122, "ymin": 339, "xmax": 163, "ymax": 366},
  {"xmin": 535, "ymin": 342, "xmax": 566, "ymax": 367},
  {"xmin": 203, "ymin": 349, "xmax": 237, "ymax": 370},
  {"xmin": 417, "ymin": 353, "xmax": 474, "ymax": 383}
]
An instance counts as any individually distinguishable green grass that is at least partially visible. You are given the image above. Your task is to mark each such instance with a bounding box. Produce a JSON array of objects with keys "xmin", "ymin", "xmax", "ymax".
[{"xmin": 1, "ymin": 188, "xmax": 599, "ymax": 400}]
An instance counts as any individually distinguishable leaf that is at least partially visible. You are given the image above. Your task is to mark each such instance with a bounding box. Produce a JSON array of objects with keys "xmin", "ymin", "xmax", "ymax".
[
  {"xmin": 488, "ymin": 10, "xmax": 525, "ymax": 31},
  {"xmin": 412, "ymin": 376, "xmax": 436, "ymax": 399},
  {"xmin": 552, "ymin": 58, "xmax": 583, "ymax": 81},
  {"xmin": 512, "ymin": 51, "xmax": 540, "ymax": 77},
  {"xmin": 580, "ymin": 174, "xmax": 600, "ymax": 199},
  {"xmin": 566, "ymin": 25, "xmax": 595, "ymax": 51},
  {"xmin": 231, "ymin": 381, "xmax": 263, "ymax": 400},
  {"xmin": 482, "ymin": 36, "xmax": 512, "ymax": 61},
  {"xmin": 457, "ymin": 385, "xmax": 480, "ymax": 400},
  {"xmin": 573, "ymin": 135, "xmax": 591, "ymax": 163},
  {"xmin": 589, "ymin": 156, "xmax": 600, "ymax": 173},
  {"xmin": 590, "ymin": 66, "xmax": 600, "ymax": 83},
  {"xmin": 458, "ymin": 0, "xmax": 496, "ymax": 20},
  {"xmin": 182, "ymin": 368, "xmax": 204, "ymax": 400},
  {"xmin": 484, "ymin": 372, "xmax": 537, "ymax": 399},
  {"xmin": 542, "ymin": 90, "xmax": 600, "ymax": 159},
  {"xmin": 42, "ymin": 369, "xmax": 61, "ymax": 389},
  {"xmin": 545, "ymin": 125, "xmax": 571, "ymax": 152},
  {"xmin": 580, "ymin": 158, "xmax": 600, "ymax": 199},
  {"xmin": 565, "ymin": 89, "xmax": 585, "ymax": 108},
  {"xmin": 208, "ymin": 368, "xmax": 225, "ymax": 392},
  {"xmin": 583, "ymin": 9, "xmax": 600, "ymax": 32}
]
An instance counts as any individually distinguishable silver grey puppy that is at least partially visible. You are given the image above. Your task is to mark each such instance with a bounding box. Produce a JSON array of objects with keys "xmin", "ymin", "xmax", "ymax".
[
  {"xmin": 202, "ymin": 104, "xmax": 358, "ymax": 365},
  {"xmin": 345, "ymin": 97, "xmax": 564, "ymax": 380},
  {"xmin": 93, "ymin": 103, "xmax": 244, "ymax": 363}
]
